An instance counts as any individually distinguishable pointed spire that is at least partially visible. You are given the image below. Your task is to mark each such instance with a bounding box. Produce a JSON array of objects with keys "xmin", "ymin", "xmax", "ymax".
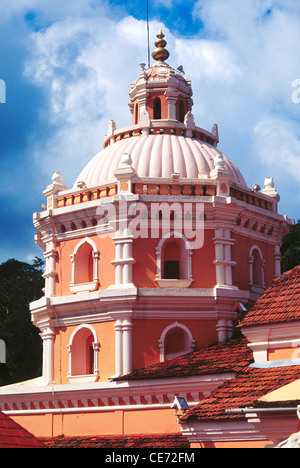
[{"xmin": 152, "ymin": 30, "xmax": 170, "ymax": 63}]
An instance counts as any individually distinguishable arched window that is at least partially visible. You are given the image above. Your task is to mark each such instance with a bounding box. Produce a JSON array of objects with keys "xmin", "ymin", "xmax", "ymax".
[
  {"xmin": 153, "ymin": 97, "xmax": 162, "ymax": 120},
  {"xmin": 248, "ymin": 245, "xmax": 265, "ymax": 294},
  {"xmin": 178, "ymin": 100, "xmax": 185, "ymax": 123},
  {"xmin": 67, "ymin": 325, "xmax": 100, "ymax": 383},
  {"xmin": 159, "ymin": 322, "xmax": 195, "ymax": 361},
  {"xmin": 156, "ymin": 233, "xmax": 194, "ymax": 288},
  {"xmin": 70, "ymin": 238, "xmax": 99, "ymax": 293}
]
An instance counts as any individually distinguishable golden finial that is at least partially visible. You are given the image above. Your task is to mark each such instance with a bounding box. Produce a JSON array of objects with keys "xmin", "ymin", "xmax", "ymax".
[{"xmin": 152, "ymin": 29, "xmax": 170, "ymax": 63}]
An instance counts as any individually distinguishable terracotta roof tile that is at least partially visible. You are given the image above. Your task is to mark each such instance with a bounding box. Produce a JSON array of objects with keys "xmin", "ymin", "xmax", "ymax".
[
  {"xmin": 40, "ymin": 433, "xmax": 189, "ymax": 448},
  {"xmin": 116, "ymin": 338, "xmax": 253, "ymax": 381},
  {"xmin": 0, "ymin": 411, "xmax": 45, "ymax": 448},
  {"xmin": 181, "ymin": 366, "xmax": 300, "ymax": 423},
  {"xmin": 241, "ymin": 266, "xmax": 300, "ymax": 328}
]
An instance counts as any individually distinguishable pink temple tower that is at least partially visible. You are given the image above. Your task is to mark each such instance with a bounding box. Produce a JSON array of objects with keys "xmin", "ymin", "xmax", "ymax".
[{"xmin": 0, "ymin": 31, "xmax": 292, "ymax": 439}]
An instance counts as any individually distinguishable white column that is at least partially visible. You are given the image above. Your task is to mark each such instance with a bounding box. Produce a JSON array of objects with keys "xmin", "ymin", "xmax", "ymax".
[
  {"xmin": 122, "ymin": 319, "xmax": 133, "ymax": 375},
  {"xmin": 216, "ymin": 319, "xmax": 234, "ymax": 342},
  {"xmin": 114, "ymin": 320, "xmax": 123, "ymax": 378},
  {"xmin": 115, "ymin": 243, "xmax": 123, "ymax": 285},
  {"xmin": 227, "ymin": 320, "xmax": 234, "ymax": 340},
  {"xmin": 165, "ymin": 94, "xmax": 178, "ymax": 120},
  {"xmin": 248, "ymin": 254, "xmax": 254, "ymax": 286},
  {"xmin": 214, "ymin": 229, "xmax": 225, "ymax": 286},
  {"xmin": 92, "ymin": 251, "xmax": 100, "ymax": 282},
  {"xmin": 111, "ymin": 234, "xmax": 135, "ymax": 287},
  {"xmin": 214, "ymin": 229, "xmax": 236, "ymax": 287},
  {"xmin": 216, "ymin": 320, "xmax": 228, "ymax": 342},
  {"xmin": 274, "ymin": 245, "xmax": 281, "ymax": 277},
  {"xmin": 224, "ymin": 230, "xmax": 233, "ymax": 286},
  {"xmin": 123, "ymin": 241, "xmax": 133, "ymax": 283},
  {"xmin": 67, "ymin": 344, "xmax": 72, "ymax": 377},
  {"xmin": 93, "ymin": 342, "xmax": 100, "ymax": 378},
  {"xmin": 43, "ymin": 240, "xmax": 58, "ymax": 297},
  {"xmin": 42, "ymin": 327, "xmax": 55, "ymax": 385}
]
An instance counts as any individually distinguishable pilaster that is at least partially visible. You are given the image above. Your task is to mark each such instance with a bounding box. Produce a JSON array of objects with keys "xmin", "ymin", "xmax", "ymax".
[
  {"xmin": 113, "ymin": 317, "xmax": 133, "ymax": 378},
  {"xmin": 213, "ymin": 228, "xmax": 236, "ymax": 288},
  {"xmin": 43, "ymin": 239, "xmax": 58, "ymax": 297},
  {"xmin": 41, "ymin": 327, "xmax": 56, "ymax": 385}
]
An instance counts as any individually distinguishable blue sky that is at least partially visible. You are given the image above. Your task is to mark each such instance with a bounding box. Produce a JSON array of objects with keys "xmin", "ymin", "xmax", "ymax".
[{"xmin": 1, "ymin": 0, "xmax": 300, "ymax": 263}]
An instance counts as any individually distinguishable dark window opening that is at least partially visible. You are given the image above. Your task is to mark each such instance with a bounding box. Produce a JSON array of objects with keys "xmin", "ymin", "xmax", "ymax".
[
  {"xmin": 164, "ymin": 260, "xmax": 180, "ymax": 279},
  {"xmin": 153, "ymin": 97, "xmax": 162, "ymax": 120},
  {"xmin": 178, "ymin": 101, "xmax": 185, "ymax": 123},
  {"xmin": 89, "ymin": 345, "xmax": 94, "ymax": 374}
]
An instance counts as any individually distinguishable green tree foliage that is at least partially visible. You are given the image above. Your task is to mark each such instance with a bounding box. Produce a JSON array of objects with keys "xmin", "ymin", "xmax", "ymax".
[
  {"xmin": 281, "ymin": 220, "xmax": 300, "ymax": 273},
  {"xmin": 0, "ymin": 258, "xmax": 44, "ymax": 386}
]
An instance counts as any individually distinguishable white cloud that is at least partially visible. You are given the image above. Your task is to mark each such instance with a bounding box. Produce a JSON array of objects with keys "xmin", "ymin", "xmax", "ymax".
[
  {"xmin": 254, "ymin": 116, "xmax": 300, "ymax": 183},
  {"xmin": 0, "ymin": 0, "xmax": 105, "ymax": 24},
  {"xmin": 24, "ymin": 15, "xmax": 162, "ymax": 188},
  {"xmin": 193, "ymin": 0, "xmax": 300, "ymax": 97},
  {"xmin": 175, "ymin": 38, "xmax": 242, "ymax": 84},
  {"xmin": 21, "ymin": 2, "xmax": 300, "ymax": 215},
  {"xmin": 189, "ymin": 0, "xmax": 300, "ymax": 200}
]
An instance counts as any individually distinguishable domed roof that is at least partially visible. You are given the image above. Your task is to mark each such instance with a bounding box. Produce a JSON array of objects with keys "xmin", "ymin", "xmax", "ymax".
[
  {"xmin": 74, "ymin": 30, "xmax": 247, "ymax": 190},
  {"xmin": 74, "ymin": 132, "xmax": 247, "ymax": 188}
]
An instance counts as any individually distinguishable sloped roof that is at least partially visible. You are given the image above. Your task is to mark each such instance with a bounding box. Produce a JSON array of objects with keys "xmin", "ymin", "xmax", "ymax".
[
  {"xmin": 116, "ymin": 338, "xmax": 253, "ymax": 381},
  {"xmin": 0, "ymin": 410, "xmax": 45, "ymax": 448},
  {"xmin": 180, "ymin": 365, "xmax": 300, "ymax": 423},
  {"xmin": 241, "ymin": 266, "xmax": 300, "ymax": 328},
  {"xmin": 41, "ymin": 433, "xmax": 189, "ymax": 449}
]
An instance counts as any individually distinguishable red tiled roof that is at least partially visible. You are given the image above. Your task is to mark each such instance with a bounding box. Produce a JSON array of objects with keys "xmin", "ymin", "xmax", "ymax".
[
  {"xmin": 241, "ymin": 266, "xmax": 300, "ymax": 328},
  {"xmin": 40, "ymin": 433, "xmax": 189, "ymax": 448},
  {"xmin": 0, "ymin": 410, "xmax": 45, "ymax": 448},
  {"xmin": 181, "ymin": 365, "xmax": 300, "ymax": 423},
  {"xmin": 116, "ymin": 338, "xmax": 253, "ymax": 381}
]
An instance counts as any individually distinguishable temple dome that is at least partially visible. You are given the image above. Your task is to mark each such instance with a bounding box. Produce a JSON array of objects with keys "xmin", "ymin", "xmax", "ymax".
[
  {"xmin": 74, "ymin": 30, "xmax": 247, "ymax": 190},
  {"xmin": 74, "ymin": 132, "xmax": 247, "ymax": 188}
]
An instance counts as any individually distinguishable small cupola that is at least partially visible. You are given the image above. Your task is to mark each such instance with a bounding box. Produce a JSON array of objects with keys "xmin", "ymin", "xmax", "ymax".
[{"xmin": 129, "ymin": 30, "xmax": 193, "ymax": 125}]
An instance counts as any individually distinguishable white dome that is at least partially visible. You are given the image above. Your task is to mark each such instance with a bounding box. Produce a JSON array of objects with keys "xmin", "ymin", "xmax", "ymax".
[{"xmin": 74, "ymin": 133, "xmax": 247, "ymax": 188}]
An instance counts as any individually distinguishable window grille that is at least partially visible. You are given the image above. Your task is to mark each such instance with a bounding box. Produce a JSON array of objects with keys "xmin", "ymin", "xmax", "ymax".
[
  {"xmin": 89, "ymin": 346, "xmax": 94, "ymax": 374},
  {"xmin": 164, "ymin": 260, "xmax": 180, "ymax": 279}
]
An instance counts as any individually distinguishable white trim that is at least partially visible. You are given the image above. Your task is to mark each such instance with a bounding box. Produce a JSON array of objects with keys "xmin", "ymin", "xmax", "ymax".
[
  {"xmin": 67, "ymin": 324, "xmax": 100, "ymax": 382},
  {"xmin": 72, "ymin": 236, "xmax": 98, "ymax": 256},
  {"xmin": 156, "ymin": 279, "xmax": 193, "ymax": 288},
  {"xmin": 70, "ymin": 237, "xmax": 99, "ymax": 293},
  {"xmin": 248, "ymin": 244, "xmax": 265, "ymax": 291},
  {"xmin": 180, "ymin": 420, "xmax": 267, "ymax": 444},
  {"xmin": 0, "ymin": 373, "xmax": 235, "ymax": 417},
  {"xmin": 3, "ymin": 403, "xmax": 198, "ymax": 416},
  {"xmin": 68, "ymin": 374, "xmax": 98, "ymax": 384},
  {"xmin": 158, "ymin": 321, "xmax": 195, "ymax": 362},
  {"xmin": 181, "ymin": 411, "xmax": 300, "ymax": 446},
  {"xmin": 155, "ymin": 231, "xmax": 194, "ymax": 286},
  {"xmin": 243, "ymin": 321, "xmax": 300, "ymax": 363},
  {"xmin": 69, "ymin": 323, "xmax": 98, "ymax": 346}
]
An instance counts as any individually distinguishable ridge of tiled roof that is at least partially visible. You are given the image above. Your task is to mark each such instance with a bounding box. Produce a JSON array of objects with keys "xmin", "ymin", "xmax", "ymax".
[
  {"xmin": 180, "ymin": 365, "xmax": 300, "ymax": 423},
  {"xmin": 0, "ymin": 410, "xmax": 45, "ymax": 448},
  {"xmin": 40, "ymin": 433, "xmax": 189, "ymax": 448},
  {"xmin": 241, "ymin": 266, "xmax": 300, "ymax": 328},
  {"xmin": 116, "ymin": 337, "xmax": 253, "ymax": 381}
]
